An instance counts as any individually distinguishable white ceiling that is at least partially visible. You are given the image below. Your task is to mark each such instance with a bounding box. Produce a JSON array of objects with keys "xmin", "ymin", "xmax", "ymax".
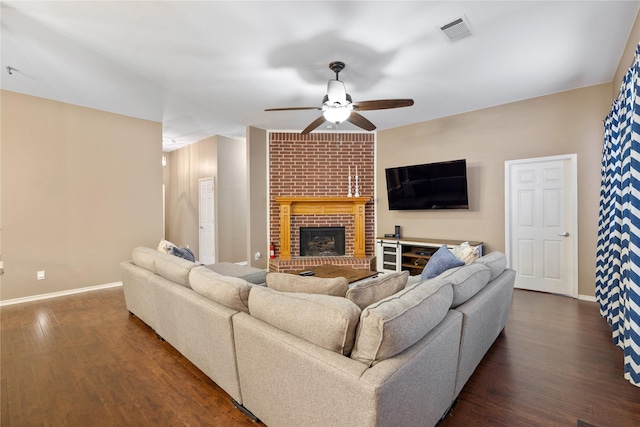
[{"xmin": 1, "ymin": 1, "xmax": 638, "ymax": 152}]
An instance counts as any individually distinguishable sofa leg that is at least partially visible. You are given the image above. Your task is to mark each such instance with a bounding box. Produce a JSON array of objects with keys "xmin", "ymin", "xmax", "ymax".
[
  {"xmin": 232, "ymin": 399, "xmax": 260, "ymax": 423},
  {"xmin": 155, "ymin": 332, "xmax": 165, "ymax": 341},
  {"xmin": 440, "ymin": 398, "xmax": 458, "ymax": 421},
  {"xmin": 128, "ymin": 311, "xmax": 135, "ymax": 317}
]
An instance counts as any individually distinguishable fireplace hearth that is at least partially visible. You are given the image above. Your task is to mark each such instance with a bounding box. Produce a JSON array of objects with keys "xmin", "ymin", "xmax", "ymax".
[{"xmin": 300, "ymin": 227, "xmax": 346, "ymax": 257}]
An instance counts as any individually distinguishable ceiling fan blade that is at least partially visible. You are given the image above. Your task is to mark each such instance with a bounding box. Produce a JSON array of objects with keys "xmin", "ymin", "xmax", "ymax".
[
  {"xmin": 301, "ymin": 116, "xmax": 327, "ymax": 135},
  {"xmin": 265, "ymin": 106, "xmax": 321, "ymax": 111},
  {"xmin": 347, "ymin": 112, "xmax": 376, "ymax": 131},
  {"xmin": 352, "ymin": 99, "xmax": 414, "ymax": 111},
  {"xmin": 327, "ymin": 80, "xmax": 347, "ymax": 104}
]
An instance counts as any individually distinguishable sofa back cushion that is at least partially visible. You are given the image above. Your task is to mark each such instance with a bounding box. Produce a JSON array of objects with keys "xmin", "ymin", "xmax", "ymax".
[
  {"xmin": 132, "ymin": 246, "xmax": 160, "ymax": 274},
  {"xmin": 345, "ymin": 271, "xmax": 409, "ymax": 309},
  {"xmin": 475, "ymin": 252, "xmax": 508, "ymax": 281},
  {"xmin": 189, "ymin": 266, "xmax": 252, "ymax": 313},
  {"xmin": 154, "ymin": 251, "xmax": 196, "ymax": 287},
  {"xmin": 248, "ymin": 286, "xmax": 361, "ymax": 355},
  {"xmin": 430, "ymin": 263, "xmax": 491, "ymax": 307},
  {"xmin": 350, "ymin": 281, "xmax": 453, "ymax": 366},
  {"xmin": 266, "ymin": 272, "xmax": 348, "ymax": 297},
  {"xmin": 131, "ymin": 246, "xmax": 196, "ymax": 287}
]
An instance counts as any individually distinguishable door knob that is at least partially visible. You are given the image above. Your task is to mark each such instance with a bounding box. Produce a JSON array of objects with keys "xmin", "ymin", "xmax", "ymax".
[{"xmin": 558, "ymin": 232, "xmax": 570, "ymax": 237}]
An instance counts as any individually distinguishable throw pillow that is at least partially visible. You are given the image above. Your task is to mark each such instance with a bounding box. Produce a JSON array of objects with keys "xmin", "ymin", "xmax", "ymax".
[
  {"xmin": 345, "ymin": 271, "xmax": 409, "ymax": 309},
  {"xmin": 421, "ymin": 245, "xmax": 464, "ymax": 280},
  {"xmin": 266, "ymin": 272, "xmax": 348, "ymax": 297},
  {"xmin": 157, "ymin": 239, "xmax": 176, "ymax": 254},
  {"xmin": 350, "ymin": 280, "xmax": 453, "ymax": 366},
  {"xmin": 450, "ymin": 242, "xmax": 480, "ymax": 264},
  {"xmin": 248, "ymin": 286, "xmax": 361, "ymax": 355},
  {"xmin": 169, "ymin": 246, "xmax": 195, "ymax": 262}
]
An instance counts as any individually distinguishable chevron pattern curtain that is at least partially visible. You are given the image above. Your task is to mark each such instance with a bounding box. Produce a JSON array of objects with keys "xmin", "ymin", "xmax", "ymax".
[{"xmin": 596, "ymin": 44, "xmax": 640, "ymax": 387}]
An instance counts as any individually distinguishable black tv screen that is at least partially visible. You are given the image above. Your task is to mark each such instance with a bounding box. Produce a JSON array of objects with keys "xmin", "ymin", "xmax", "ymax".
[{"xmin": 385, "ymin": 159, "xmax": 469, "ymax": 210}]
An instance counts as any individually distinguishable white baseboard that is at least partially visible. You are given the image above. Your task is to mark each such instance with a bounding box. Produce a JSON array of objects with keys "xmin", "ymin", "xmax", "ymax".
[
  {"xmin": 578, "ymin": 294, "xmax": 597, "ymax": 302},
  {"xmin": 0, "ymin": 282, "xmax": 123, "ymax": 307}
]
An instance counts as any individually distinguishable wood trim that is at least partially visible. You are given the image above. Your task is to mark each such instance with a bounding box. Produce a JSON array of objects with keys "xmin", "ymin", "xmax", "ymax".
[{"xmin": 275, "ymin": 196, "xmax": 370, "ymax": 260}]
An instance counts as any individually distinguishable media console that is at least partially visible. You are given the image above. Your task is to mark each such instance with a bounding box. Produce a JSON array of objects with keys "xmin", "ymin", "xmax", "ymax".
[{"xmin": 376, "ymin": 237, "xmax": 484, "ymax": 276}]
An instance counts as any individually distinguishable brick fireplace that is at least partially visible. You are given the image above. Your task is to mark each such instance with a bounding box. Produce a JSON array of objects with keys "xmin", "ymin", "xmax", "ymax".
[{"xmin": 269, "ymin": 132, "xmax": 375, "ymax": 273}]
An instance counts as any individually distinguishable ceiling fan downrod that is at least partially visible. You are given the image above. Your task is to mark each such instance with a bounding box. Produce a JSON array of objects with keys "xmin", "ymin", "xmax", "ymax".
[{"xmin": 329, "ymin": 61, "xmax": 345, "ymax": 79}]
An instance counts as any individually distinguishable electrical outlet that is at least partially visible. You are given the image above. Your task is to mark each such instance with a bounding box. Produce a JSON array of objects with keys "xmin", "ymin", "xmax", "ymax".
[
  {"xmin": 37, "ymin": 270, "xmax": 46, "ymax": 280},
  {"xmin": 255, "ymin": 251, "xmax": 261, "ymax": 260}
]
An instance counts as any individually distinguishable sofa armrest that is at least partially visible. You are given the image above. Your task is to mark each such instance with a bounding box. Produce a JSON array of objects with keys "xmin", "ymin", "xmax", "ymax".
[
  {"xmin": 120, "ymin": 261, "xmax": 158, "ymax": 330},
  {"xmin": 451, "ymin": 268, "xmax": 515, "ymax": 397}
]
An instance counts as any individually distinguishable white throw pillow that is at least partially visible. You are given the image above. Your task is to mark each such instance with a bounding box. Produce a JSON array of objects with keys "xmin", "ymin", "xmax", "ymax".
[
  {"xmin": 157, "ymin": 239, "xmax": 176, "ymax": 254},
  {"xmin": 450, "ymin": 242, "xmax": 480, "ymax": 264}
]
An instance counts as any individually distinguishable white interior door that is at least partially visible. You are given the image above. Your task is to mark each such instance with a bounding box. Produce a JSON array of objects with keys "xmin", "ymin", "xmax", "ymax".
[
  {"xmin": 505, "ymin": 155, "xmax": 577, "ymax": 297},
  {"xmin": 199, "ymin": 178, "xmax": 215, "ymax": 265}
]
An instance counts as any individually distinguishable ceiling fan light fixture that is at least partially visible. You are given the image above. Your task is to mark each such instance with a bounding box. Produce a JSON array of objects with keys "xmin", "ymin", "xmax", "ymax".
[{"xmin": 323, "ymin": 106, "xmax": 352, "ymax": 123}]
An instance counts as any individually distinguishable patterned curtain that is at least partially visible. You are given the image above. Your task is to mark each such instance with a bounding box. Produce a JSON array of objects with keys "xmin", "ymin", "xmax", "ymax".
[{"xmin": 596, "ymin": 44, "xmax": 640, "ymax": 387}]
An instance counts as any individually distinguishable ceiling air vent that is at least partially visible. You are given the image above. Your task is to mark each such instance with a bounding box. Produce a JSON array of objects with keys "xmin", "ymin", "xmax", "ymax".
[{"xmin": 439, "ymin": 16, "xmax": 472, "ymax": 42}]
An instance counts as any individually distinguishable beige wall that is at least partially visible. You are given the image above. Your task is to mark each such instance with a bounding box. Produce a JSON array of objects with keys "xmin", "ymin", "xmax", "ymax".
[
  {"xmin": 377, "ymin": 84, "xmax": 611, "ymax": 297},
  {"xmin": 1, "ymin": 90, "xmax": 163, "ymax": 301},
  {"xmin": 165, "ymin": 135, "xmax": 247, "ymax": 263},
  {"xmin": 246, "ymin": 126, "xmax": 268, "ymax": 269},
  {"xmin": 165, "ymin": 136, "xmax": 217, "ymax": 256},
  {"xmin": 218, "ymin": 136, "xmax": 248, "ymax": 262}
]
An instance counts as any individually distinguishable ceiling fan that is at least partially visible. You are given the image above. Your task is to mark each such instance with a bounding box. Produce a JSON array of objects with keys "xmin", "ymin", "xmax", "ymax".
[{"xmin": 265, "ymin": 61, "xmax": 414, "ymax": 134}]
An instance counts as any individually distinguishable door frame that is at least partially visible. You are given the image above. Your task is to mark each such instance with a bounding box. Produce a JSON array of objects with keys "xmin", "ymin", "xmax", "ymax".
[{"xmin": 504, "ymin": 154, "xmax": 578, "ymax": 298}]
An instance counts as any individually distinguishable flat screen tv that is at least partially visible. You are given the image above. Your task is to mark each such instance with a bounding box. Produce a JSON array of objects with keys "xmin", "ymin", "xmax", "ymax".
[{"xmin": 385, "ymin": 159, "xmax": 469, "ymax": 210}]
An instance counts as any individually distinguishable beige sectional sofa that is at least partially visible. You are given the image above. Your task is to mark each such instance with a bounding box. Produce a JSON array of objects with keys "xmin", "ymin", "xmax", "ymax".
[{"xmin": 120, "ymin": 246, "xmax": 515, "ymax": 427}]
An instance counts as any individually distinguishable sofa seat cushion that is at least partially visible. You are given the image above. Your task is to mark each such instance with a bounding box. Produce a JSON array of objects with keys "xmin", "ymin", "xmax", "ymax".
[
  {"xmin": 346, "ymin": 271, "xmax": 409, "ymax": 309},
  {"xmin": 350, "ymin": 281, "xmax": 453, "ymax": 366},
  {"xmin": 421, "ymin": 245, "xmax": 464, "ymax": 280},
  {"xmin": 475, "ymin": 252, "xmax": 507, "ymax": 280},
  {"xmin": 189, "ymin": 266, "xmax": 252, "ymax": 313},
  {"xmin": 206, "ymin": 262, "xmax": 267, "ymax": 284},
  {"xmin": 430, "ymin": 263, "xmax": 492, "ymax": 307},
  {"xmin": 266, "ymin": 272, "xmax": 349, "ymax": 297},
  {"xmin": 248, "ymin": 286, "xmax": 361, "ymax": 355}
]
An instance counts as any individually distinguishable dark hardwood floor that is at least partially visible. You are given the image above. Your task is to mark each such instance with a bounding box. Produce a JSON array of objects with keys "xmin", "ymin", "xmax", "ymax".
[{"xmin": 1, "ymin": 287, "xmax": 638, "ymax": 426}]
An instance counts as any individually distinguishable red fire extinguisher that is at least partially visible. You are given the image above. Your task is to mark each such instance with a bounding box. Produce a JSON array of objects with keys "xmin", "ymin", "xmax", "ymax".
[{"xmin": 270, "ymin": 243, "xmax": 275, "ymax": 259}]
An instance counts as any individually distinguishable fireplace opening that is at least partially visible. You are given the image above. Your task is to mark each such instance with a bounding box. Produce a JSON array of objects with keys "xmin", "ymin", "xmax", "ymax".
[{"xmin": 300, "ymin": 227, "xmax": 346, "ymax": 257}]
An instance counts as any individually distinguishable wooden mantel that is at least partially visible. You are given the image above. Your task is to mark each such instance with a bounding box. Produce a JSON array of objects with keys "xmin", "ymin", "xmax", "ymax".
[{"xmin": 275, "ymin": 196, "xmax": 370, "ymax": 260}]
